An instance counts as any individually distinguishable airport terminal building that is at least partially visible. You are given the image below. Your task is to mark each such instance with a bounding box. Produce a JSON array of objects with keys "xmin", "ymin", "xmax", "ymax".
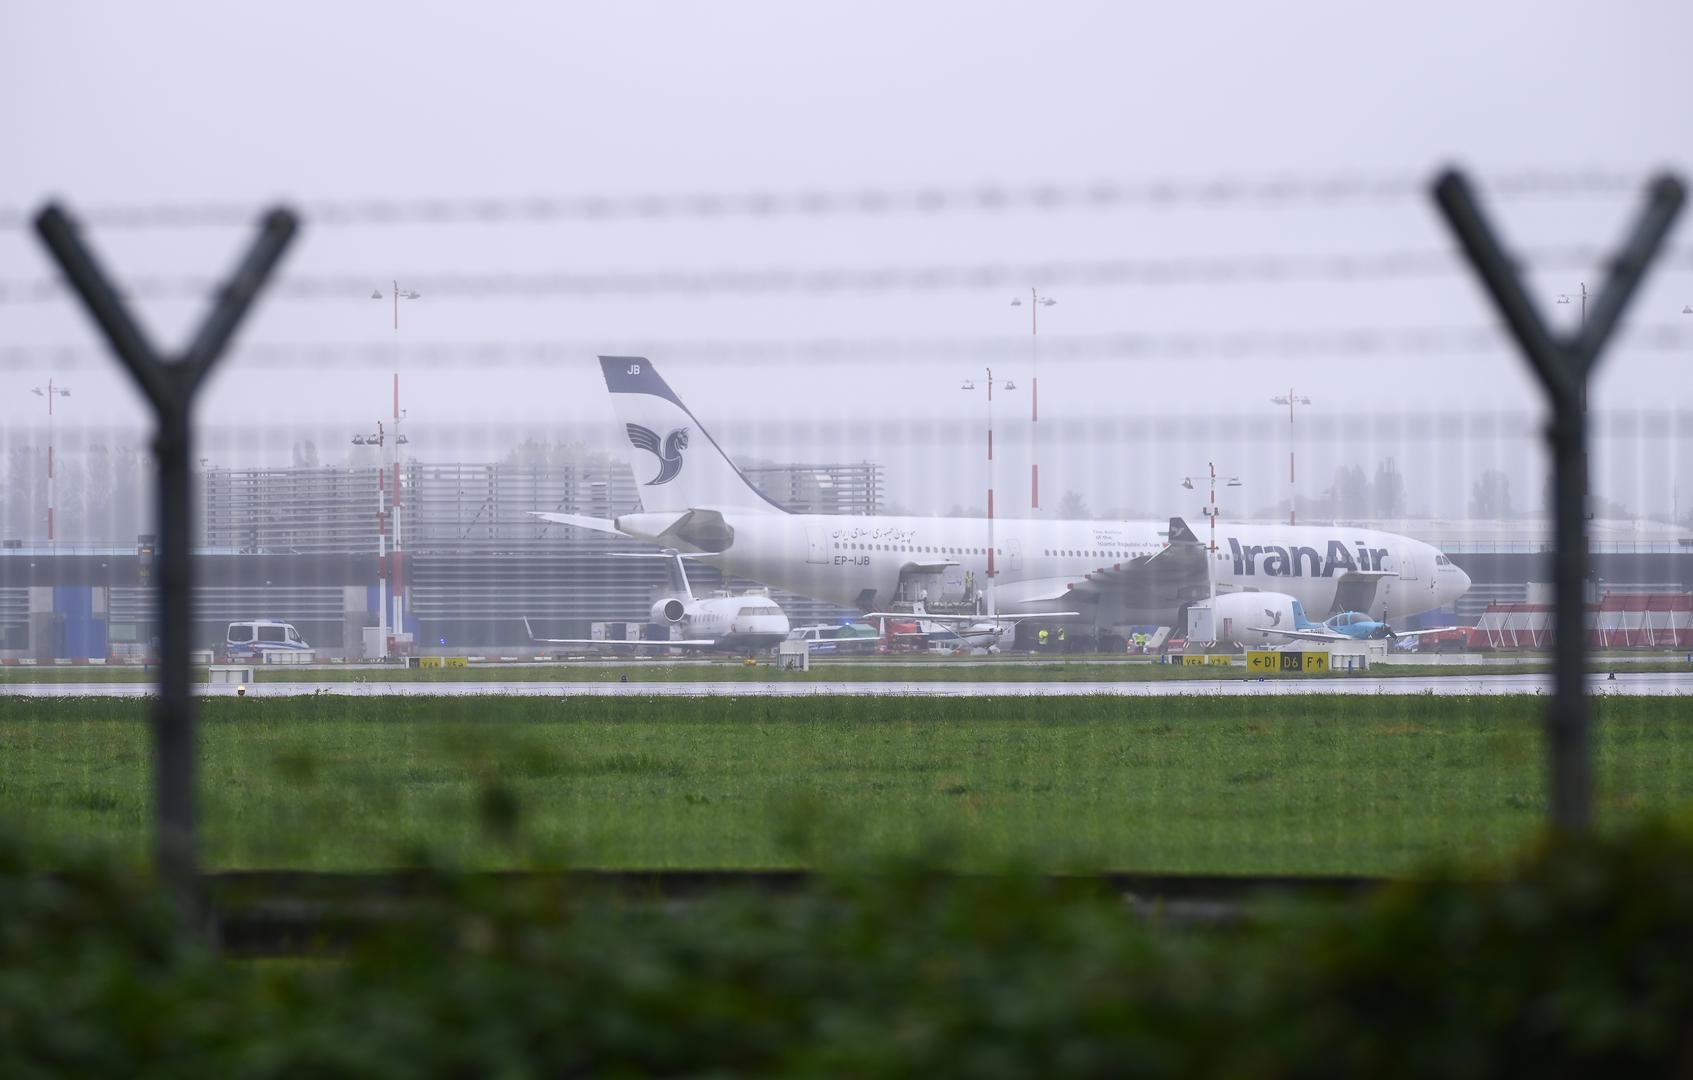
[
  {"xmin": 0, "ymin": 459, "xmax": 881, "ymax": 660},
  {"xmin": 1, "ymin": 459, "xmax": 1689, "ymax": 660}
]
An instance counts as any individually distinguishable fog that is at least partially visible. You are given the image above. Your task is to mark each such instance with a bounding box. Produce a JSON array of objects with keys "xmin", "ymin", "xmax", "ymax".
[{"xmin": 2, "ymin": 1, "xmax": 1691, "ymax": 531}]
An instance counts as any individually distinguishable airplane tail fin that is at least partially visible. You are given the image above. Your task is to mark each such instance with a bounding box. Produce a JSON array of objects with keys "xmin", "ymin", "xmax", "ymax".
[
  {"xmin": 1291, "ymin": 600, "xmax": 1316, "ymax": 630},
  {"xmin": 599, "ymin": 356, "xmax": 788, "ymax": 515},
  {"xmin": 606, "ymin": 548, "xmax": 695, "ymax": 598},
  {"xmin": 1167, "ymin": 517, "xmax": 1200, "ymax": 544}
]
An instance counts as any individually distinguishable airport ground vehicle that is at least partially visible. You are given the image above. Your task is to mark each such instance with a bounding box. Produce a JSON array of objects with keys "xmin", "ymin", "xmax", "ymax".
[
  {"xmin": 783, "ymin": 622, "xmax": 881, "ymax": 655},
  {"xmin": 224, "ymin": 619, "xmax": 310, "ymax": 662}
]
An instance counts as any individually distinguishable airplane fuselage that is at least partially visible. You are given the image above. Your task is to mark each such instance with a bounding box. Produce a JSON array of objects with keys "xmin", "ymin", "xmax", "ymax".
[
  {"xmin": 568, "ymin": 355, "xmax": 1472, "ymax": 639},
  {"xmin": 614, "ymin": 509, "xmax": 1471, "ymax": 632},
  {"xmin": 677, "ymin": 592, "xmax": 791, "ymax": 651}
]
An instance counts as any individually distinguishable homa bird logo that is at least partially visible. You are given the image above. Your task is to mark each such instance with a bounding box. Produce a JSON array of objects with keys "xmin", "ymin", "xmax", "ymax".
[
  {"xmin": 626, "ymin": 423, "xmax": 689, "ymax": 485},
  {"xmin": 1263, "ymin": 608, "xmax": 1283, "ymax": 626}
]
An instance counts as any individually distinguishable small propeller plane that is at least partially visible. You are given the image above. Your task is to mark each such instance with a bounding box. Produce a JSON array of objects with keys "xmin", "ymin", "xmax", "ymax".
[{"xmin": 1249, "ymin": 600, "xmax": 1458, "ymax": 644}]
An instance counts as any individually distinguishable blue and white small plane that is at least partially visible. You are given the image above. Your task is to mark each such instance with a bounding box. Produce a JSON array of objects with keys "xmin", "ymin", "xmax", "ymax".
[{"xmin": 1248, "ymin": 600, "xmax": 1457, "ymax": 644}]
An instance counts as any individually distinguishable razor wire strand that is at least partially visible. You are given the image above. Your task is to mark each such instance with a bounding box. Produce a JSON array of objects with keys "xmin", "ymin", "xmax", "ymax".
[
  {"xmin": 0, "ymin": 168, "xmax": 1658, "ymax": 230},
  {"xmin": 3, "ymin": 245, "xmax": 1691, "ymax": 305},
  {"xmin": 5, "ymin": 324, "xmax": 1693, "ymax": 372},
  {"xmin": 15, "ymin": 410, "xmax": 1691, "ymax": 444}
]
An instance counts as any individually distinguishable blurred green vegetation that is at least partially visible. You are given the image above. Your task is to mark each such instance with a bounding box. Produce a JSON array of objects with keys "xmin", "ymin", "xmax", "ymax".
[{"xmin": 5, "ymin": 822, "xmax": 1693, "ymax": 1076}]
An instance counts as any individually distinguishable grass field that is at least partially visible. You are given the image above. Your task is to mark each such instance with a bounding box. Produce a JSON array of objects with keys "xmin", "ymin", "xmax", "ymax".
[{"xmin": 3, "ymin": 695, "xmax": 1690, "ymax": 875}]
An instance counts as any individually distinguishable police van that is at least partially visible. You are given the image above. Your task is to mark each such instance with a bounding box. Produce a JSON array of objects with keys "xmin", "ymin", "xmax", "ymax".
[
  {"xmin": 782, "ymin": 622, "xmax": 880, "ymax": 655},
  {"xmin": 224, "ymin": 619, "xmax": 311, "ymax": 662}
]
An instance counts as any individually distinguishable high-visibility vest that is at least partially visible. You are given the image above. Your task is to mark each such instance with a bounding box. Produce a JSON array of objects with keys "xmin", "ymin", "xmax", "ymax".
[{"xmin": 1038, "ymin": 629, "xmax": 1049, "ymax": 645}]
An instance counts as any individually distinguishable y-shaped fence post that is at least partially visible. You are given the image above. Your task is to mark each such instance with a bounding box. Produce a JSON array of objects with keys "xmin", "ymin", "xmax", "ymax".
[
  {"xmin": 33, "ymin": 204, "xmax": 298, "ymax": 901},
  {"xmin": 1432, "ymin": 170, "xmax": 1683, "ymax": 831}
]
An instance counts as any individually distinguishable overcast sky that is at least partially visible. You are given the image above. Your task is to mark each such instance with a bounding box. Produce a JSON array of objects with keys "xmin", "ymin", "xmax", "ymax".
[{"xmin": 2, "ymin": 2, "xmax": 1691, "ymax": 524}]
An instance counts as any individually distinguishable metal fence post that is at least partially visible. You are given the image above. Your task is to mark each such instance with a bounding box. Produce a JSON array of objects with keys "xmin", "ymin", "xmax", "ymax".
[
  {"xmin": 1431, "ymin": 170, "xmax": 1683, "ymax": 830},
  {"xmin": 33, "ymin": 204, "xmax": 298, "ymax": 900}
]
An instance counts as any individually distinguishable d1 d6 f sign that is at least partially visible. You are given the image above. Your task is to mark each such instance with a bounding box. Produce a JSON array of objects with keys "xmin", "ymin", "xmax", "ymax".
[{"xmin": 1248, "ymin": 650, "xmax": 1328, "ymax": 673}]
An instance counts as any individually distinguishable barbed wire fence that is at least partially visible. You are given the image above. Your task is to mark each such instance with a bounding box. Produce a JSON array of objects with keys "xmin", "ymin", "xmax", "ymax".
[
  {"xmin": 0, "ymin": 167, "xmax": 1663, "ymax": 231},
  {"xmin": 3, "ymin": 165, "xmax": 1690, "ymax": 895}
]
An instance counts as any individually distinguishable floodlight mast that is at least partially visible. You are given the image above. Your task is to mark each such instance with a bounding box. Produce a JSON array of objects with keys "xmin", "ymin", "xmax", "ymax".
[
  {"xmin": 964, "ymin": 369, "xmax": 1015, "ymax": 618},
  {"xmin": 1182, "ymin": 462, "xmax": 1241, "ymax": 613},
  {"xmin": 1270, "ymin": 391, "xmax": 1311, "ymax": 525},
  {"xmin": 1010, "ymin": 288, "xmax": 1055, "ymax": 512},
  {"xmin": 1557, "ymin": 283, "xmax": 1592, "ymax": 550},
  {"xmin": 370, "ymin": 281, "xmax": 421, "ymax": 654},
  {"xmin": 30, "ymin": 379, "xmax": 71, "ymax": 544}
]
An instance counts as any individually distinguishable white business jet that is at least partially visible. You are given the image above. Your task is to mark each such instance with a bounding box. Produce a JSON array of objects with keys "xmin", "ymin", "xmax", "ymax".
[{"xmin": 523, "ymin": 549, "xmax": 789, "ymax": 653}]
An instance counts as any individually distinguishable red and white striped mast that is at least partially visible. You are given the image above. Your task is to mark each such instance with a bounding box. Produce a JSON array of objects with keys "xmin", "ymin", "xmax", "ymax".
[
  {"xmin": 1183, "ymin": 462, "xmax": 1241, "ymax": 617},
  {"xmin": 986, "ymin": 366, "xmax": 997, "ymax": 617},
  {"xmin": 32, "ymin": 379, "xmax": 70, "ymax": 545},
  {"xmin": 373, "ymin": 281, "xmax": 419, "ymax": 653},
  {"xmin": 1271, "ymin": 389, "xmax": 1311, "ymax": 525},
  {"xmin": 964, "ymin": 369, "xmax": 1015, "ymax": 618},
  {"xmin": 1011, "ymin": 288, "xmax": 1055, "ymax": 512}
]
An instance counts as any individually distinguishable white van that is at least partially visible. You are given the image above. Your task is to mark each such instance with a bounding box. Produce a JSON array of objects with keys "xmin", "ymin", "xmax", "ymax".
[{"xmin": 225, "ymin": 620, "xmax": 311, "ymax": 662}]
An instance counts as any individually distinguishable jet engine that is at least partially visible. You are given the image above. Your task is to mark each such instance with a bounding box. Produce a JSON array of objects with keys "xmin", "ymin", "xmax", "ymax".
[
  {"xmin": 1208, "ymin": 592, "xmax": 1300, "ymax": 647},
  {"xmin": 650, "ymin": 598, "xmax": 687, "ymax": 624}
]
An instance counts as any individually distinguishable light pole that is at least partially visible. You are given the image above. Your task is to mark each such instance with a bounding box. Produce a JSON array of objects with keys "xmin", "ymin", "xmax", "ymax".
[
  {"xmin": 1558, "ymin": 285, "xmax": 1592, "ymax": 557},
  {"xmin": 1181, "ymin": 463, "xmax": 1242, "ymax": 616},
  {"xmin": 30, "ymin": 380, "xmax": 71, "ymax": 544},
  {"xmin": 1556, "ymin": 282, "xmax": 1589, "ymax": 418},
  {"xmin": 1270, "ymin": 390, "xmax": 1311, "ymax": 526},
  {"xmin": 1681, "ymin": 305, "xmax": 1690, "ymax": 526},
  {"xmin": 962, "ymin": 370, "xmax": 1015, "ymax": 617},
  {"xmin": 370, "ymin": 282, "xmax": 420, "ymax": 650},
  {"xmin": 1009, "ymin": 288, "xmax": 1055, "ymax": 511},
  {"xmin": 352, "ymin": 420, "xmax": 409, "ymax": 659}
]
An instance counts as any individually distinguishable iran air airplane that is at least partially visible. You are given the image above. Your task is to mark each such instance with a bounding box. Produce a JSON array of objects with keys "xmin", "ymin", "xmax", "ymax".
[{"xmin": 536, "ymin": 357, "xmax": 1471, "ymax": 643}]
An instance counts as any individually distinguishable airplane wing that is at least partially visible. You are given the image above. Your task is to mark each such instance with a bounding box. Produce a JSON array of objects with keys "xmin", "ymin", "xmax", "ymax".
[
  {"xmin": 531, "ymin": 512, "xmax": 625, "ymax": 535},
  {"xmin": 1250, "ymin": 626, "xmax": 1346, "ymax": 643},
  {"xmin": 522, "ymin": 617, "xmax": 717, "ymax": 648},
  {"xmin": 1330, "ymin": 570, "xmax": 1398, "ymax": 617},
  {"xmin": 528, "ymin": 637, "xmax": 721, "ymax": 648},
  {"xmin": 1051, "ymin": 517, "xmax": 1212, "ymax": 620},
  {"xmin": 1253, "ymin": 623, "xmax": 1461, "ymax": 643},
  {"xmin": 863, "ymin": 611, "xmax": 1080, "ymax": 624}
]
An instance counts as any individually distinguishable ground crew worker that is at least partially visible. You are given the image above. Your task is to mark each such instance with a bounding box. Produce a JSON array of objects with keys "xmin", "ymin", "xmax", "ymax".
[{"xmin": 1038, "ymin": 628, "xmax": 1049, "ymax": 648}]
